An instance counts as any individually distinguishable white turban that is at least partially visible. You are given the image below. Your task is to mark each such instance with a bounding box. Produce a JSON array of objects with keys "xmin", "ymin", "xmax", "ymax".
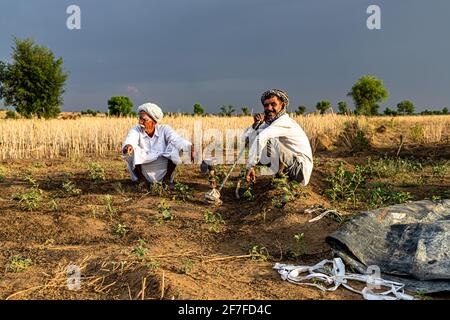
[{"xmin": 137, "ymin": 102, "xmax": 164, "ymax": 123}]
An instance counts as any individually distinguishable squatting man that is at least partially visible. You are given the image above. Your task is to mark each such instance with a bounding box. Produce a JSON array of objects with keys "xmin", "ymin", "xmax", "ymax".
[
  {"xmin": 122, "ymin": 103, "xmax": 194, "ymax": 190},
  {"xmin": 122, "ymin": 89, "xmax": 313, "ymax": 190},
  {"xmin": 244, "ymin": 89, "xmax": 313, "ymax": 186}
]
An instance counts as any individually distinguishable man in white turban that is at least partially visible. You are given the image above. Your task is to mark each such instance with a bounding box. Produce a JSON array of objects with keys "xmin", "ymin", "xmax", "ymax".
[{"xmin": 122, "ymin": 102, "xmax": 194, "ymax": 190}]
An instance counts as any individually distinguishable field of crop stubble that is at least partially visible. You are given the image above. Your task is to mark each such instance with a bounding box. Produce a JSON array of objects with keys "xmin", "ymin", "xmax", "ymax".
[{"xmin": 0, "ymin": 113, "xmax": 449, "ymax": 300}]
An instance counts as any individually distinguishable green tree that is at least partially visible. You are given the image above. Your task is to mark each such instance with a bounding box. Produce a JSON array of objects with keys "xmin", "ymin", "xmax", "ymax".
[
  {"xmin": 316, "ymin": 100, "xmax": 331, "ymax": 115},
  {"xmin": 107, "ymin": 96, "xmax": 133, "ymax": 116},
  {"xmin": 241, "ymin": 106, "xmax": 250, "ymax": 116},
  {"xmin": 193, "ymin": 103, "xmax": 205, "ymax": 116},
  {"xmin": 295, "ymin": 105, "xmax": 306, "ymax": 115},
  {"xmin": 81, "ymin": 109, "xmax": 98, "ymax": 117},
  {"xmin": 219, "ymin": 105, "xmax": 235, "ymax": 117},
  {"xmin": 442, "ymin": 107, "xmax": 449, "ymax": 115},
  {"xmin": 347, "ymin": 75, "xmax": 389, "ymax": 116},
  {"xmin": 397, "ymin": 100, "xmax": 414, "ymax": 115},
  {"xmin": 371, "ymin": 104, "xmax": 380, "ymax": 116},
  {"xmin": 0, "ymin": 38, "xmax": 68, "ymax": 119},
  {"xmin": 384, "ymin": 107, "xmax": 397, "ymax": 116},
  {"xmin": 337, "ymin": 101, "xmax": 351, "ymax": 115}
]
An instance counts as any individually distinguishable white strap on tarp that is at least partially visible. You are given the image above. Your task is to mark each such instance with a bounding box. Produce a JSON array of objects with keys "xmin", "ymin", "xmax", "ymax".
[{"xmin": 273, "ymin": 258, "xmax": 416, "ymax": 300}]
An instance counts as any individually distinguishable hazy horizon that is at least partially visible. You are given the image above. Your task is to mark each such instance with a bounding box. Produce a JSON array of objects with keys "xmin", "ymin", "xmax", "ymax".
[{"xmin": 1, "ymin": 0, "xmax": 450, "ymax": 113}]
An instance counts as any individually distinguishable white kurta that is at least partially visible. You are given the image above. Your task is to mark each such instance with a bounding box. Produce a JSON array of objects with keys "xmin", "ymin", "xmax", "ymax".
[
  {"xmin": 244, "ymin": 114, "xmax": 314, "ymax": 186},
  {"xmin": 122, "ymin": 125, "xmax": 192, "ymax": 183}
]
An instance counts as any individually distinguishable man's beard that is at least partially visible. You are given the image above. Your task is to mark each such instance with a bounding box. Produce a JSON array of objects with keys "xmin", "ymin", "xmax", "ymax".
[
  {"xmin": 265, "ymin": 108, "xmax": 287, "ymax": 125},
  {"xmin": 264, "ymin": 110, "xmax": 276, "ymax": 119}
]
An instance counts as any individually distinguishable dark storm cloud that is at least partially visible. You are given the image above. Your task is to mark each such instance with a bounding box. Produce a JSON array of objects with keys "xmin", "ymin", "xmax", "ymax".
[{"xmin": 1, "ymin": 0, "xmax": 450, "ymax": 112}]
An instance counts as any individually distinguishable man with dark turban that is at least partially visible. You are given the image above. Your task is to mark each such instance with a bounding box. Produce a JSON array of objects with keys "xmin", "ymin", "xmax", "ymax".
[
  {"xmin": 244, "ymin": 89, "xmax": 313, "ymax": 185},
  {"xmin": 122, "ymin": 102, "xmax": 194, "ymax": 190}
]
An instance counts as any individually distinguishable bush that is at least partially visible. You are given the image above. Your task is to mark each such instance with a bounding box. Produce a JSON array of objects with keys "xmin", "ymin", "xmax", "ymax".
[
  {"xmin": 203, "ymin": 209, "xmax": 225, "ymax": 233},
  {"xmin": 295, "ymin": 106, "xmax": 306, "ymax": 115},
  {"xmin": 88, "ymin": 163, "xmax": 106, "ymax": 183},
  {"xmin": 325, "ymin": 162, "xmax": 366, "ymax": 204},
  {"xmin": 5, "ymin": 110, "xmax": 18, "ymax": 119},
  {"xmin": 157, "ymin": 201, "xmax": 173, "ymax": 222},
  {"xmin": 5, "ymin": 255, "xmax": 32, "ymax": 273},
  {"xmin": 12, "ymin": 188, "xmax": 43, "ymax": 211},
  {"xmin": 340, "ymin": 121, "xmax": 370, "ymax": 153},
  {"xmin": 366, "ymin": 183, "xmax": 413, "ymax": 209},
  {"xmin": 172, "ymin": 183, "xmax": 192, "ymax": 201},
  {"xmin": 107, "ymin": 96, "xmax": 133, "ymax": 117},
  {"xmin": 365, "ymin": 157, "xmax": 423, "ymax": 179},
  {"xmin": 81, "ymin": 109, "xmax": 99, "ymax": 117}
]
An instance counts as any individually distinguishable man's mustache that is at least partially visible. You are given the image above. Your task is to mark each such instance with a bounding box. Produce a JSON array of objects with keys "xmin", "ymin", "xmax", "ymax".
[{"xmin": 265, "ymin": 110, "xmax": 276, "ymax": 116}]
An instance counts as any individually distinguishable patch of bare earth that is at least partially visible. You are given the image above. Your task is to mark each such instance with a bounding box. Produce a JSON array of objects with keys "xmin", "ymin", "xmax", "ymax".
[{"xmin": 0, "ymin": 141, "xmax": 448, "ymax": 300}]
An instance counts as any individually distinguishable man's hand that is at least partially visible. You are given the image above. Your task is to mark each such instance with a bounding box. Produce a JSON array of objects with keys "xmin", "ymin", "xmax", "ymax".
[
  {"xmin": 252, "ymin": 113, "xmax": 264, "ymax": 129},
  {"xmin": 246, "ymin": 167, "xmax": 257, "ymax": 184},
  {"xmin": 123, "ymin": 144, "xmax": 134, "ymax": 155}
]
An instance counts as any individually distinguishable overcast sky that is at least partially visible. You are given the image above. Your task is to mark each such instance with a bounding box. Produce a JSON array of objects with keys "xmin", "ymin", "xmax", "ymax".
[{"xmin": 1, "ymin": 0, "xmax": 450, "ymax": 113}]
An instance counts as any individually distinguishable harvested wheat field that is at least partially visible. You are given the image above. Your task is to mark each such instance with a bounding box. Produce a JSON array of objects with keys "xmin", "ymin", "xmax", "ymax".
[{"xmin": 0, "ymin": 115, "xmax": 449, "ymax": 300}]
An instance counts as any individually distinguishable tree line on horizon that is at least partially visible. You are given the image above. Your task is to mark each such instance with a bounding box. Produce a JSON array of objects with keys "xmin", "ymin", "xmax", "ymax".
[{"xmin": 1, "ymin": 38, "xmax": 448, "ymax": 119}]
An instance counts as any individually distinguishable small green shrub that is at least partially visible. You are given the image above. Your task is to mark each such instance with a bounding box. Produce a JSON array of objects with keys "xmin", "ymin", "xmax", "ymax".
[
  {"xmin": 132, "ymin": 239, "xmax": 148, "ymax": 262},
  {"xmin": 293, "ymin": 233, "xmax": 307, "ymax": 256},
  {"xmin": 286, "ymin": 233, "xmax": 308, "ymax": 259},
  {"xmin": 12, "ymin": 188, "xmax": 43, "ymax": 211},
  {"xmin": 113, "ymin": 223, "xmax": 129, "ymax": 237},
  {"xmin": 5, "ymin": 255, "xmax": 32, "ymax": 273},
  {"xmin": 157, "ymin": 201, "xmax": 173, "ymax": 222},
  {"xmin": 88, "ymin": 163, "xmax": 106, "ymax": 183},
  {"xmin": 432, "ymin": 162, "xmax": 449, "ymax": 180},
  {"xmin": 180, "ymin": 259, "xmax": 195, "ymax": 274},
  {"xmin": 270, "ymin": 177, "xmax": 303, "ymax": 209},
  {"xmin": 341, "ymin": 121, "xmax": 370, "ymax": 153},
  {"xmin": 203, "ymin": 209, "xmax": 225, "ymax": 233},
  {"xmin": 272, "ymin": 197, "xmax": 285, "ymax": 209},
  {"xmin": 149, "ymin": 182, "xmax": 169, "ymax": 196},
  {"xmin": 23, "ymin": 174, "xmax": 39, "ymax": 188},
  {"xmin": 366, "ymin": 184, "xmax": 413, "ymax": 209},
  {"xmin": 415, "ymin": 290, "xmax": 433, "ymax": 300},
  {"xmin": 325, "ymin": 162, "xmax": 366, "ymax": 204},
  {"xmin": 172, "ymin": 183, "xmax": 192, "ymax": 201},
  {"xmin": 248, "ymin": 245, "xmax": 272, "ymax": 261},
  {"xmin": 365, "ymin": 157, "xmax": 423, "ymax": 179},
  {"xmin": 242, "ymin": 187, "xmax": 254, "ymax": 201},
  {"xmin": 104, "ymin": 195, "xmax": 117, "ymax": 219},
  {"xmin": 61, "ymin": 177, "xmax": 82, "ymax": 196},
  {"xmin": 145, "ymin": 261, "xmax": 160, "ymax": 269},
  {"xmin": 49, "ymin": 199, "xmax": 60, "ymax": 212}
]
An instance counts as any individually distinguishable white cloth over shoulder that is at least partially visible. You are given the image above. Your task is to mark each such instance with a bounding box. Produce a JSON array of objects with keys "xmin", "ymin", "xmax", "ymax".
[
  {"xmin": 243, "ymin": 114, "xmax": 314, "ymax": 186},
  {"xmin": 122, "ymin": 124, "xmax": 192, "ymax": 183}
]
